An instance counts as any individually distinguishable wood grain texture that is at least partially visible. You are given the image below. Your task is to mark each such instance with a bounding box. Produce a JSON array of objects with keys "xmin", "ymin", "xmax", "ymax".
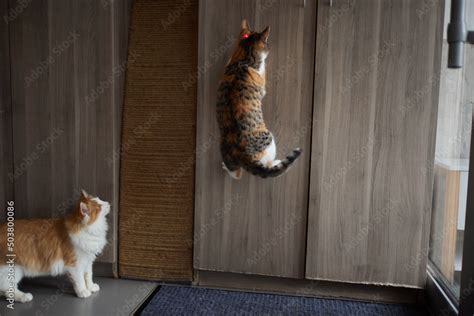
[
  {"xmin": 7, "ymin": 0, "xmax": 131, "ymax": 268},
  {"xmin": 196, "ymin": 270, "xmax": 421, "ymax": 304},
  {"xmin": 0, "ymin": 0, "xmax": 14, "ymax": 223},
  {"xmin": 194, "ymin": 0, "xmax": 316, "ymax": 278},
  {"xmin": 306, "ymin": 0, "xmax": 444, "ymax": 287},
  {"xmin": 118, "ymin": 0, "xmax": 198, "ymax": 281},
  {"xmin": 431, "ymin": 166, "xmax": 459, "ymax": 283}
]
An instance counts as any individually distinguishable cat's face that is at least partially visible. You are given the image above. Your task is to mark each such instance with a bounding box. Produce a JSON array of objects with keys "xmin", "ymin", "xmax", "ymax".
[
  {"xmin": 239, "ymin": 19, "xmax": 270, "ymax": 59},
  {"xmin": 78, "ymin": 189, "xmax": 110, "ymax": 225}
]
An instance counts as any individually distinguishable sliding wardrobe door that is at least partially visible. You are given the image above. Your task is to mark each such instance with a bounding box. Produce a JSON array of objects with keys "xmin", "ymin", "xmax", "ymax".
[
  {"xmin": 194, "ymin": 0, "xmax": 316, "ymax": 278},
  {"xmin": 306, "ymin": 0, "xmax": 444, "ymax": 287}
]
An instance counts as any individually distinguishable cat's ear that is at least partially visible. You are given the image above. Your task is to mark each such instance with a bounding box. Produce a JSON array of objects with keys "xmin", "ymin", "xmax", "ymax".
[
  {"xmin": 241, "ymin": 19, "xmax": 250, "ymax": 31},
  {"xmin": 81, "ymin": 189, "xmax": 90, "ymax": 199},
  {"xmin": 261, "ymin": 26, "xmax": 270, "ymax": 43},
  {"xmin": 80, "ymin": 202, "xmax": 90, "ymax": 217}
]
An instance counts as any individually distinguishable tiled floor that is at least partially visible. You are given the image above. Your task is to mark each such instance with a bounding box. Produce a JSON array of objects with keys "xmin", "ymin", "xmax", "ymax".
[{"xmin": 0, "ymin": 277, "xmax": 157, "ymax": 316}]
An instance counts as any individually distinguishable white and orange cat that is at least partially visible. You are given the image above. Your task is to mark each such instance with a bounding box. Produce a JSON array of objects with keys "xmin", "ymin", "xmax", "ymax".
[{"xmin": 0, "ymin": 190, "xmax": 110, "ymax": 302}]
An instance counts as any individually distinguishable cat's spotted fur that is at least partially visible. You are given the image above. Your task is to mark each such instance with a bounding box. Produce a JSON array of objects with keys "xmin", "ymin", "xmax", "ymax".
[{"xmin": 217, "ymin": 20, "xmax": 301, "ymax": 179}]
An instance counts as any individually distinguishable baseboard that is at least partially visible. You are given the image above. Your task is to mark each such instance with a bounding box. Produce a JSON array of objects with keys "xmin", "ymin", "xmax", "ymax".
[
  {"xmin": 93, "ymin": 261, "xmax": 118, "ymax": 278},
  {"xmin": 195, "ymin": 270, "xmax": 423, "ymax": 305}
]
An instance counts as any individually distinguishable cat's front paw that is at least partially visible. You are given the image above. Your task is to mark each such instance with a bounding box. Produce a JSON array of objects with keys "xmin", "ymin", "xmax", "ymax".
[
  {"xmin": 16, "ymin": 292, "xmax": 33, "ymax": 303},
  {"xmin": 76, "ymin": 289, "xmax": 91, "ymax": 298},
  {"xmin": 221, "ymin": 162, "xmax": 228, "ymax": 171},
  {"xmin": 88, "ymin": 283, "xmax": 100, "ymax": 293}
]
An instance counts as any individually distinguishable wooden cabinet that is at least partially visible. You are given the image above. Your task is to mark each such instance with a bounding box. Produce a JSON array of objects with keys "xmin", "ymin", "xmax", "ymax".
[
  {"xmin": 195, "ymin": 0, "xmax": 443, "ymax": 288},
  {"xmin": 306, "ymin": 0, "xmax": 444, "ymax": 287},
  {"xmin": 194, "ymin": 0, "xmax": 317, "ymax": 278}
]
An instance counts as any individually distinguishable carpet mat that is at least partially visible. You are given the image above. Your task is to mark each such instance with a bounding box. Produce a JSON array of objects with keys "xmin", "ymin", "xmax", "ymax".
[{"xmin": 141, "ymin": 286, "xmax": 428, "ymax": 315}]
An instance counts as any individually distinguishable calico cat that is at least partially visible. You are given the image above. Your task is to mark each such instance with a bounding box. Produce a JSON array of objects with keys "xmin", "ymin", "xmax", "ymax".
[
  {"xmin": 217, "ymin": 19, "xmax": 302, "ymax": 179},
  {"xmin": 0, "ymin": 190, "xmax": 109, "ymax": 302}
]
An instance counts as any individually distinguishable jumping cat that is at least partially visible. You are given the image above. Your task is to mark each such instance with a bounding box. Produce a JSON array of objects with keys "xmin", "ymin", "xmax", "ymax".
[
  {"xmin": 0, "ymin": 190, "xmax": 109, "ymax": 302},
  {"xmin": 216, "ymin": 19, "xmax": 302, "ymax": 179}
]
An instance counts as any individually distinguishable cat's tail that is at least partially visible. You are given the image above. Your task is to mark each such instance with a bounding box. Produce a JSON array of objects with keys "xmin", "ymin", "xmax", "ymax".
[{"xmin": 243, "ymin": 148, "xmax": 302, "ymax": 178}]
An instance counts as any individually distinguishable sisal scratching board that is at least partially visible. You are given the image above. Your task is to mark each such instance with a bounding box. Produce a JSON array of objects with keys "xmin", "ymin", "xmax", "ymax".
[{"xmin": 119, "ymin": 0, "xmax": 198, "ymax": 281}]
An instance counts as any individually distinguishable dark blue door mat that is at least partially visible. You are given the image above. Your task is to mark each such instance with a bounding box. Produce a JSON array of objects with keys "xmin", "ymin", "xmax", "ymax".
[{"xmin": 140, "ymin": 285, "xmax": 427, "ymax": 315}]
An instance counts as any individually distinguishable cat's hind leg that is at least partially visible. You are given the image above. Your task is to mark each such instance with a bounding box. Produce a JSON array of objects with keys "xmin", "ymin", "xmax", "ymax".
[
  {"xmin": 221, "ymin": 151, "xmax": 243, "ymax": 180},
  {"xmin": 222, "ymin": 162, "xmax": 243, "ymax": 180},
  {"xmin": 0, "ymin": 265, "xmax": 33, "ymax": 302}
]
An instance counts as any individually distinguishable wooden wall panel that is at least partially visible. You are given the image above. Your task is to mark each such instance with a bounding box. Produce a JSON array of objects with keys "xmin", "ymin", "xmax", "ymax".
[
  {"xmin": 8, "ymin": 0, "xmax": 131, "ymax": 269},
  {"xmin": 118, "ymin": 0, "xmax": 198, "ymax": 281},
  {"xmin": 194, "ymin": 0, "xmax": 317, "ymax": 278},
  {"xmin": 0, "ymin": 1, "xmax": 13, "ymax": 223},
  {"xmin": 306, "ymin": 0, "xmax": 444, "ymax": 287}
]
